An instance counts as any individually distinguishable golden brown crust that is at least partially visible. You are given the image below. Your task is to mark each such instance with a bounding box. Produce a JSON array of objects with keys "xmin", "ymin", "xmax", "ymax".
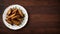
[
  {"xmin": 11, "ymin": 19, "xmax": 20, "ymax": 25},
  {"xmin": 7, "ymin": 9, "xmax": 11, "ymax": 15},
  {"xmin": 12, "ymin": 8, "xmax": 17, "ymax": 14},
  {"xmin": 6, "ymin": 18, "xmax": 12, "ymax": 25},
  {"xmin": 6, "ymin": 8, "xmax": 24, "ymax": 25},
  {"xmin": 7, "ymin": 13, "xmax": 16, "ymax": 19},
  {"xmin": 18, "ymin": 10, "xmax": 24, "ymax": 17}
]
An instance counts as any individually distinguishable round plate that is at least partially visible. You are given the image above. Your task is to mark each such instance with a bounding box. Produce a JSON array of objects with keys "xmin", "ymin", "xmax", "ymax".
[{"xmin": 2, "ymin": 4, "xmax": 28, "ymax": 30}]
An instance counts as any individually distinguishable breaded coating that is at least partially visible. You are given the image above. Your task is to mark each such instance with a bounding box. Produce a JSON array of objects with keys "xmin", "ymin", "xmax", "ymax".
[
  {"xmin": 18, "ymin": 10, "xmax": 24, "ymax": 17},
  {"xmin": 6, "ymin": 8, "xmax": 24, "ymax": 25}
]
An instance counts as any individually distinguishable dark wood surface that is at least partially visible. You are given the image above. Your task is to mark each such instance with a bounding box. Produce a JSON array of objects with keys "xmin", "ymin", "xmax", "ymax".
[{"xmin": 0, "ymin": 0, "xmax": 60, "ymax": 34}]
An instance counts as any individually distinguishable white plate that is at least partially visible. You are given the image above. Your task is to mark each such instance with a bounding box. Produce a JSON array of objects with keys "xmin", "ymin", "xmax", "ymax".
[{"xmin": 2, "ymin": 4, "xmax": 28, "ymax": 30}]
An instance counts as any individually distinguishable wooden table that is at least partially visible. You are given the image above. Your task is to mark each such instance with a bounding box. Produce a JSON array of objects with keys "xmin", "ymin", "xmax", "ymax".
[{"xmin": 0, "ymin": 0, "xmax": 60, "ymax": 34}]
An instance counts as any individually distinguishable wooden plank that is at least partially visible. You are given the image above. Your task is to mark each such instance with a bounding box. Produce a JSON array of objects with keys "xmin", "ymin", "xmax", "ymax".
[{"xmin": 0, "ymin": 0, "xmax": 60, "ymax": 34}]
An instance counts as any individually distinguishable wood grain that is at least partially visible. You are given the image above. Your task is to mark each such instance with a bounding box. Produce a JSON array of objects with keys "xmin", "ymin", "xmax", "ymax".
[{"xmin": 0, "ymin": 0, "xmax": 60, "ymax": 34}]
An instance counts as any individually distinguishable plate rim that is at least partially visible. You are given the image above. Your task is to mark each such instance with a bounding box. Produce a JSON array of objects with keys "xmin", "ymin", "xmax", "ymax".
[{"xmin": 2, "ymin": 4, "xmax": 28, "ymax": 30}]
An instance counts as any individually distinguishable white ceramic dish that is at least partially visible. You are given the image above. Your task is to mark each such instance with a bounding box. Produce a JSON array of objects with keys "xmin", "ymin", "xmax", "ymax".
[{"xmin": 2, "ymin": 4, "xmax": 28, "ymax": 30}]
